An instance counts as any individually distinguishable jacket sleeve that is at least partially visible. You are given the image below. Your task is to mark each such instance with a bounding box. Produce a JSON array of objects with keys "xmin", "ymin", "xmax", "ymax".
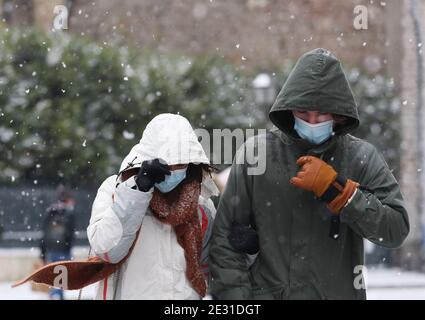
[
  {"xmin": 87, "ymin": 175, "xmax": 153, "ymax": 263},
  {"xmin": 209, "ymin": 146, "xmax": 254, "ymax": 300},
  {"xmin": 340, "ymin": 145, "xmax": 410, "ymax": 248}
]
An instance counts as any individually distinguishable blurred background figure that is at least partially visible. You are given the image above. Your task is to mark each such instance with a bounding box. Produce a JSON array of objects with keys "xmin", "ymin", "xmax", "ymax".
[{"xmin": 39, "ymin": 185, "xmax": 75, "ymax": 300}]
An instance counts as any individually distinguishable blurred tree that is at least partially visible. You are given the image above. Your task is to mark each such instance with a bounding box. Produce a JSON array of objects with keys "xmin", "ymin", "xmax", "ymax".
[
  {"xmin": 0, "ymin": 28, "xmax": 400, "ymax": 190},
  {"xmin": 0, "ymin": 28, "xmax": 257, "ymax": 187},
  {"xmin": 347, "ymin": 69, "xmax": 401, "ymax": 178}
]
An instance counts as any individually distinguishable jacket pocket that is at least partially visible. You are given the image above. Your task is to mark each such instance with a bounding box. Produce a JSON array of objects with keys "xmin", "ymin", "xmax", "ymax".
[{"xmin": 252, "ymin": 284, "xmax": 287, "ymax": 300}]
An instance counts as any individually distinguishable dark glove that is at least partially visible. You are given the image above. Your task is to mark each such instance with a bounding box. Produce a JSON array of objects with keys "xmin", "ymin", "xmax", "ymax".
[
  {"xmin": 135, "ymin": 159, "xmax": 170, "ymax": 192},
  {"xmin": 228, "ymin": 221, "xmax": 259, "ymax": 255}
]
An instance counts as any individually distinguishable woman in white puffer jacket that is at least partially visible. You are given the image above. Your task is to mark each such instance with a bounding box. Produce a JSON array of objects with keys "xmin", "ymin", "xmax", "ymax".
[{"xmin": 87, "ymin": 113, "xmax": 218, "ymax": 300}]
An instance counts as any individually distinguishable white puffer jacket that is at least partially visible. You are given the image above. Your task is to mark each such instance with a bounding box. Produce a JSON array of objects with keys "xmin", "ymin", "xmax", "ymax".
[{"xmin": 87, "ymin": 114, "xmax": 218, "ymax": 300}]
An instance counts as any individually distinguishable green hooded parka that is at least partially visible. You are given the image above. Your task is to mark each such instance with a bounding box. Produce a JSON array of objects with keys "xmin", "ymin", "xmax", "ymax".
[{"xmin": 209, "ymin": 48, "xmax": 410, "ymax": 300}]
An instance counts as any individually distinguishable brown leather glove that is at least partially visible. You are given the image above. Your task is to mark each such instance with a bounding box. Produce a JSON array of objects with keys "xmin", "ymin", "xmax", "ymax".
[{"xmin": 290, "ymin": 156, "xmax": 359, "ymax": 214}]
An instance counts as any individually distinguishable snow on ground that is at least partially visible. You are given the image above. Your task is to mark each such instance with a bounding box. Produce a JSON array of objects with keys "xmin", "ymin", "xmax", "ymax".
[
  {"xmin": 366, "ymin": 266, "xmax": 425, "ymax": 300},
  {"xmin": 1, "ymin": 265, "xmax": 424, "ymax": 300},
  {"xmin": 0, "ymin": 281, "xmax": 97, "ymax": 300},
  {"xmin": 367, "ymin": 287, "xmax": 425, "ymax": 300}
]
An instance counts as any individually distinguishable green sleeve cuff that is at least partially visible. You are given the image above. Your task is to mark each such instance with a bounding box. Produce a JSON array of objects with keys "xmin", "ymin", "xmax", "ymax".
[{"xmin": 339, "ymin": 188, "xmax": 368, "ymax": 224}]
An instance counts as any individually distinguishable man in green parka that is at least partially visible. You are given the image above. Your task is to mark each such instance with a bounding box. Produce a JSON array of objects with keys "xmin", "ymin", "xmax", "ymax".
[{"xmin": 208, "ymin": 48, "xmax": 410, "ymax": 300}]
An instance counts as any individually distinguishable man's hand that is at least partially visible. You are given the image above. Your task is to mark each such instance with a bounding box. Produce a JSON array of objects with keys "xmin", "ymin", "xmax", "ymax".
[
  {"xmin": 135, "ymin": 159, "xmax": 170, "ymax": 192},
  {"xmin": 290, "ymin": 156, "xmax": 359, "ymax": 214},
  {"xmin": 289, "ymin": 156, "xmax": 338, "ymax": 198}
]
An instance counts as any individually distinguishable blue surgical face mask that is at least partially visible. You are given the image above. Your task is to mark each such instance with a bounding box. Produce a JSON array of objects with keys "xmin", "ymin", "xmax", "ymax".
[
  {"xmin": 294, "ymin": 116, "xmax": 334, "ymax": 145},
  {"xmin": 154, "ymin": 167, "xmax": 187, "ymax": 193}
]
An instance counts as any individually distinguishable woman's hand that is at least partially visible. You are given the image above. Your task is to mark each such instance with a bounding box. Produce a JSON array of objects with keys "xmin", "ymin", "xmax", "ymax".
[{"xmin": 135, "ymin": 159, "xmax": 170, "ymax": 192}]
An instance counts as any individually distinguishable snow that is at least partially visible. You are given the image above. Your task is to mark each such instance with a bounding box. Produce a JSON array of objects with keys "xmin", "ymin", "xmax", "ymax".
[
  {"xmin": 0, "ymin": 282, "xmax": 97, "ymax": 300},
  {"xmin": 252, "ymin": 73, "xmax": 272, "ymax": 88},
  {"xmin": 366, "ymin": 266, "xmax": 425, "ymax": 300},
  {"xmin": 0, "ymin": 247, "xmax": 96, "ymax": 300}
]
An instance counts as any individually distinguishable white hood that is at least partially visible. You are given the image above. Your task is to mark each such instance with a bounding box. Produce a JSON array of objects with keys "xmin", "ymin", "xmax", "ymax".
[{"xmin": 118, "ymin": 113, "xmax": 219, "ymax": 198}]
